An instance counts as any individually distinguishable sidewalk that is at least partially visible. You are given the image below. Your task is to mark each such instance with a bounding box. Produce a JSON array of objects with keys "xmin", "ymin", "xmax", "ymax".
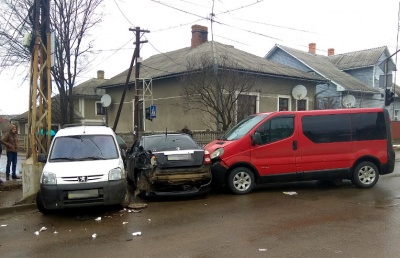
[{"xmin": 0, "ymin": 152, "xmax": 34, "ymax": 213}]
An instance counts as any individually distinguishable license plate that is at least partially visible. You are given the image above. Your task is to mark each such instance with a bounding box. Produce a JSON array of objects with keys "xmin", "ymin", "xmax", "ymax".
[
  {"xmin": 68, "ymin": 189, "xmax": 99, "ymax": 199},
  {"xmin": 167, "ymin": 154, "xmax": 191, "ymax": 160}
]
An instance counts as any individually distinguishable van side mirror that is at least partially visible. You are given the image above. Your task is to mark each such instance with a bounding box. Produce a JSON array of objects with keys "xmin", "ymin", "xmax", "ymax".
[
  {"xmin": 38, "ymin": 153, "xmax": 47, "ymax": 163},
  {"xmin": 251, "ymin": 132, "xmax": 262, "ymax": 146}
]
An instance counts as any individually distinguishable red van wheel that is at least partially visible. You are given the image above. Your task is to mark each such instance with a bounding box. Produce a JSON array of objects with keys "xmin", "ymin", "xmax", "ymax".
[
  {"xmin": 228, "ymin": 167, "xmax": 255, "ymax": 195},
  {"xmin": 352, "ymin": 161, "xmax": 379, "ymax": 188}
]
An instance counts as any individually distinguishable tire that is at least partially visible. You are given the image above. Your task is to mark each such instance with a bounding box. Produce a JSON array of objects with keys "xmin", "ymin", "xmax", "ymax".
[
  {"xmin": 36, "ymin": 191, "xmax": 52, "ymax": 215},
  {"xmin": 352, "ymin": 161, "xmax": 379, "ymax": 188},
  {"xmin": 227, "ymin": 167, "xmax": 255, "ymax": 194},
  {"xmin": 119, "ymin": 183, "xmax": 131, "ymax": 209}
]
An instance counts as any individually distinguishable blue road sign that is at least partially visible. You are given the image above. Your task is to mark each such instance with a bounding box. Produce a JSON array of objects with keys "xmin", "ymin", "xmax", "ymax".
[{"xmin": 150, "ymin": 105, "xmax": 156, "ymax": 118}]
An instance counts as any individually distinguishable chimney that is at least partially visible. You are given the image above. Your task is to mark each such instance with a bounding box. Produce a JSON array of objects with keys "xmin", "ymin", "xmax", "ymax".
[
  {"xmin": 97, "ymin": 70, "xmax": 104, "ymax": 79},
  {"xmin": 328, "ymin": 48, "xmax": 335, "ymax": 56},
  {"xmin": 191, "ymin": 25, "xmax": 208, "ymax": 48},
  {"xmin": 308, "ymin": 43, "xmax": 316, "ymax": 54}
]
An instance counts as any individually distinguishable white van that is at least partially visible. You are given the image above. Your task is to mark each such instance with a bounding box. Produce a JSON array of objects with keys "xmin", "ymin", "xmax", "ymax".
[{"xmin": 36, "ymin": 125, "xmax": 129, "ymax": 214}]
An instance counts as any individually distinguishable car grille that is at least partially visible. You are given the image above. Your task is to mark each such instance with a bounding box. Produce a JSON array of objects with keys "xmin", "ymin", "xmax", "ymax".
[{"xmin": 61, "ymin": 175, "xmax": 104, "ymax": 182}]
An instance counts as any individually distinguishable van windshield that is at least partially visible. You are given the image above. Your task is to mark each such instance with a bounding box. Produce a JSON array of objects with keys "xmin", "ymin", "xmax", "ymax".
[
  {"xmin": 49, "ymin": 135, "xmax": 119, "ymax": 162},
  {"xmin": 223, "ymin": 114, "xmax": 269, "ymax": 140}
]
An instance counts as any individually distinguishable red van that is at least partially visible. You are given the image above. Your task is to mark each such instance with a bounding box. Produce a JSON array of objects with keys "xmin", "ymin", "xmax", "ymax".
[{"xmin": 205, "ymin": 108, "xmax": 395, "ymax": 194}]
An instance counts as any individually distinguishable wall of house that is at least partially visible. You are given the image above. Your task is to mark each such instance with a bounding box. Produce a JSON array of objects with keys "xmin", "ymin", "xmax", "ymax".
[
  {"xmin": 268, "ymin": 49, "xmax": 313, "ymax": 73},
  {"xmin": 104, "ymin": 75, "xmax": 320, "ymax": 133},
  {"xmin": 345, "ymin": 67, "xmax": 375, "ymax": 88},
  {"xmin": 145, "ymin": 78, "xmax": 208, "ymax": 132},
  {"xmin": 105, "ymin": 86, "xmax": 135, "ymax": 132},
  {"xmin": 258, "ymin": 77, "xmax": 316, "ymax": 111}
]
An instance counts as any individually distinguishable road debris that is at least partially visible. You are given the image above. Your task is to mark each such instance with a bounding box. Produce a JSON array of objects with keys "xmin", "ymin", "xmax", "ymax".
[
  {"xmin": 92, "ymin": 233, "xmax": 97, "ymax": 238},
  {"xmin": 1, "ymin": 225, "xmax": 7, "ymax": 227},
  {"xmin": 283, "ymin": 191, "xmax": 298, "ymax": 195},
  {"xmin": 122, "ymin": 222, "xmax": 128, "ymax": 225},
  {"xmin": 39, "ymin": 227, "xmax": 47, "ymax": 232},
  {"xmin": 259, "ymin": 248, "xmax": 267, "ymax": 252},
  {"xmin": 95, "ymin": 217, "xmax": 102, "ymax": 221},
  {"xmin": 128, "ymin": 203, "xmax": 147, "ymax": 209},
  {"xmin": 132, "ymin": 231, "xmax": 142, "ymax": 236}
]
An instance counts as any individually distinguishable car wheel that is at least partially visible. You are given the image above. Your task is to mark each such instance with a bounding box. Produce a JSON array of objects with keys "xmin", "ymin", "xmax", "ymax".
[
  {"xmin": 119, "ymin": 184, "xmax": 131, "ymax": 209},
  {"xmin": 134, "ymin": 172, "xmax": 145, "ymax": 197},
  {"xmin": 352, "ymin": 161, "xmax": 379, "ymax": 188},
  {"xmin": 36, "ymin": 191, "xmax": 52, "ymax": 215},
  {"xmin": 227, "ymin": 167, "xmax": 255, "ymax": 194}
]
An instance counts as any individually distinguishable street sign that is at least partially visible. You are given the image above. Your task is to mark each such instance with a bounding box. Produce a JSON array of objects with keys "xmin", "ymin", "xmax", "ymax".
[{"xmin": 150, "ymin": 105, "xmax": 156, "ymax": 118}]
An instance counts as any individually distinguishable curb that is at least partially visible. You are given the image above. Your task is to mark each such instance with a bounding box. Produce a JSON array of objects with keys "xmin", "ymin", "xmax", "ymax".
[{"xmin": 0, "ymin": 203, "xmax": 36, "ymax": 215}]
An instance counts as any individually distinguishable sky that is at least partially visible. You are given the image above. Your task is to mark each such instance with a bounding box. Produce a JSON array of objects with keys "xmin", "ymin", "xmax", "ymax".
[{"xmin": 1, "ymin": 0, "xmax": 400, "ymax": 115}]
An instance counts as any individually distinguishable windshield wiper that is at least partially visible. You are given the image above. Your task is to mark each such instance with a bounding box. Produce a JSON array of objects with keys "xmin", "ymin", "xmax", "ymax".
[
  {"xmin": 79, "ymin": 156, "xmax": 106, "ymax": 160},
  {"xmin": 50, "ymin": 157, "xmax": 80, "ymax": 161}
]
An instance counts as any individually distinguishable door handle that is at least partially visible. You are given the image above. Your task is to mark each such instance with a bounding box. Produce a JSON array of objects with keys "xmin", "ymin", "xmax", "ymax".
[{"xmin": 292, "ymin": 140, "xmax": 297, "ymax": 150}]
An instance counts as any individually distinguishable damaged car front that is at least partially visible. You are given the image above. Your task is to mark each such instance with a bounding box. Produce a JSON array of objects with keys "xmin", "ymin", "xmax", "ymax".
[{"xmin": 126, "ymin": 133, "xmax": 212, "ymax": 197}]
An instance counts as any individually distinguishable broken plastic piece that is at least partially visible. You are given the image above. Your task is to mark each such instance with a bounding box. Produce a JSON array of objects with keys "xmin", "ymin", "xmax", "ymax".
[
  {"xmin": 132, "ymin": 231, "xmax": 142, "ymax": 236},
  {"xmin": 92, "ymin": 233, "xmax": 97, "ymax": 238},
  {"xmin": 34, "ymin": 231, "xmax": 39, "ymax": 236},
  {"xmin": 95, "ymin": 217, "xmax": 102, "ymax": 221},
  {"xmin": 39, "ymin": 227, "xmax": 47, "ymax": 232},
  {"xmin": 283, "ymin": 191, "xmax": 298, "ymax": 195}
]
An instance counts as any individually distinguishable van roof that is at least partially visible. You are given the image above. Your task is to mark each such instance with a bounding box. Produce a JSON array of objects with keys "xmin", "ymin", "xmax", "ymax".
[
  {"xmin": 54, "ymin": 125, "xmax": 115, "ymax": 137},
  {"xmin": 257, "ymin": 107, "xmax": 384, "ymax": 116}
]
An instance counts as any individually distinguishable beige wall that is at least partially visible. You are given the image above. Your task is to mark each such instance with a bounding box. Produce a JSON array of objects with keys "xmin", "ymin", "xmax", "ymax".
[{"xmin": 104, "ymin": 76, "xmax": 318, "ymax": 133}]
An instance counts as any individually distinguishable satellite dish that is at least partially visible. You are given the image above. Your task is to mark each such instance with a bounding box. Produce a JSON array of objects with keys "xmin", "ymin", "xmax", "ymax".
[
  {"xmin": 101, "ymin": 94, "xmax": 111, "ymax": 107},
  {"xmin": 292, "ymin": 85, "xmax": 307, "ymax": 100},
  {"xmin": 342, "ymin": 94, "xmax": 356, "ymax": 108}
]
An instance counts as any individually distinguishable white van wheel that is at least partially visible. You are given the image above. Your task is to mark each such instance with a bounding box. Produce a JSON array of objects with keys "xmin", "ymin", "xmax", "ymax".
[
  {"xmin": 228, "ymin": 167, "xmax": 255, "ymax": 194},
  {"xmin": 352, "ymin": 161, "xmax": 379, "ymax": 188}
]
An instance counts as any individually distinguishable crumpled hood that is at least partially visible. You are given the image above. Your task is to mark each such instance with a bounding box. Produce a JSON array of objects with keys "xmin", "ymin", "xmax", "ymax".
[
  {"xmin": 204, "ymin": 140, "xmax": 235, "ymax": 153},
  {"xmin": 43, "ymin": 159, "xmax": 123, "ymax": 177}
]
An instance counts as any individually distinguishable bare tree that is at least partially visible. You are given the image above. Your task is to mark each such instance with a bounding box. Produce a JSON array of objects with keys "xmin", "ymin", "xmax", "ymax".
[
  {"xmin": 0, "ymin": 0, "xmax": 104, "ymax": 125},
  {"xmin": 181, "ymin": 53, "xmax": 259, "ymax": 131}
]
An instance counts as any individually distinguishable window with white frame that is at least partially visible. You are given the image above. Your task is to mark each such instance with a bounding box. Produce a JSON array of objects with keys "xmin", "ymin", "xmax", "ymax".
[
  {"xmin": 395, "ymin": 109, "xmax": 399, "ymax": 121},
  {"xmin": 278, "ymin": 97, "xmax": 290, "ymax": 111},
  {"xmin": 95, "ymin": 101, "xmax": 106, "ymax": 116}
]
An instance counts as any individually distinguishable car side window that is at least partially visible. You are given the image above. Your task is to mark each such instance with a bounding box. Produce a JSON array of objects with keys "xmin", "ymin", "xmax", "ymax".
[{"xmin": 256, "ymin": 117, "xmax": 294, "ymax": 145}]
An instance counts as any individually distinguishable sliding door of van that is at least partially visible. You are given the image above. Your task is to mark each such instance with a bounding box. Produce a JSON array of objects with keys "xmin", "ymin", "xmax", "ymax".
[
  {"xmin": 299, "ymin": 114, "xmax": 352, "ymax": 175},
  {"xmin": 251, "ymin": 115, "xmax": 298, "ymax": 177}
]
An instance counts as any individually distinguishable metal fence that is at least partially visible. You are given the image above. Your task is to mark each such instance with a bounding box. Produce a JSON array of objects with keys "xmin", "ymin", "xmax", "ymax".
[{"xmin": 119, "ymin": 131, "xmax": 224, "ymax": 147}]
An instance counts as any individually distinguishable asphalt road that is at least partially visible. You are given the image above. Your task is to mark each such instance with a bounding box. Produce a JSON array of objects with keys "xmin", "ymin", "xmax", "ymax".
[{"xmin": 1, "ymin": 160, "xmax": 400, "ymax": 257}]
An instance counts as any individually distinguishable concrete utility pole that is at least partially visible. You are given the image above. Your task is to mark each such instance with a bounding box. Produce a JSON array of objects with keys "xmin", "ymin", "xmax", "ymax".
[
  {"xmin": 112, "ymin": 27, "xmax": 149, "ymax": 140},
  {"xmin": 27, "ymin": 0, "xmax": 52, "ymax": 161}
]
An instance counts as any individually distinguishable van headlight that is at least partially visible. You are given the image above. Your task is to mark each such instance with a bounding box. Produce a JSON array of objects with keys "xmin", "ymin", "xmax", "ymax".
[
  {"xmin": 41, "ymin": 172, "xmax": 57, "ymax": 185},
  {"xmin": 210, "ymin": 148, "xmax": 224, "ymax": 159},
  {"xmin": 109, "ymin": 168, "xmax": 123, "ymax": 181}
]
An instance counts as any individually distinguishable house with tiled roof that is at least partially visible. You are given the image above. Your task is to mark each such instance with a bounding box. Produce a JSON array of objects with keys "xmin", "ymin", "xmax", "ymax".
[
  {"xmin": 265, "ymin": 43, "xmax": 384, "ymax": 110},
  {"xmin": 11, "ymin": 71, "xmax": 108, "ymax": 135},
  {"xmin": 98, "ymin": 25, "xmax": 327, "ymax": 133}
]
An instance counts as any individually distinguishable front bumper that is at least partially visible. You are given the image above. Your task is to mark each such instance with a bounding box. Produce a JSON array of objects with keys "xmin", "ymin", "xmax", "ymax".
[
  {"xmin": 210, "ymin": 160, "xmax": 228, "ymax": 188},
  {"xmin": 141, "ymin": 165, "xmax": 212, "ymax": 196},
  {"xmin": 40, "ymin": 180, "xmax": 127, "ymax": 210}
]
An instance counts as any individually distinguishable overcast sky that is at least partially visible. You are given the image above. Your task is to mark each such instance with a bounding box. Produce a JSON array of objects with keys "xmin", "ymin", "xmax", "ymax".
[{"xmin": 1, "ymin": 0, "xmax": 399, "ymax": 115}]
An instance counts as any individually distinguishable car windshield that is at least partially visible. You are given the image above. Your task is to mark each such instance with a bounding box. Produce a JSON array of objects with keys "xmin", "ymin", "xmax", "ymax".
[
  {"xmin": 49, "ymin": 135, "xmax": 119, "ymax": 161},
  {"xmin": 223, "ymin": 114, "xmax": 269, "ymax": 140},
  {"xmin": 142, "ymin": 134, "xmax": 200, "ymax": 152}
]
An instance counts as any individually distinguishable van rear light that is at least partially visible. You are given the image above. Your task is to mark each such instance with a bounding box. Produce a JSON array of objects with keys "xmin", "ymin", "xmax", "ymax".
[{"xmin": 204, "ymin": 150, "xmax": 211, "ymax": 164}]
